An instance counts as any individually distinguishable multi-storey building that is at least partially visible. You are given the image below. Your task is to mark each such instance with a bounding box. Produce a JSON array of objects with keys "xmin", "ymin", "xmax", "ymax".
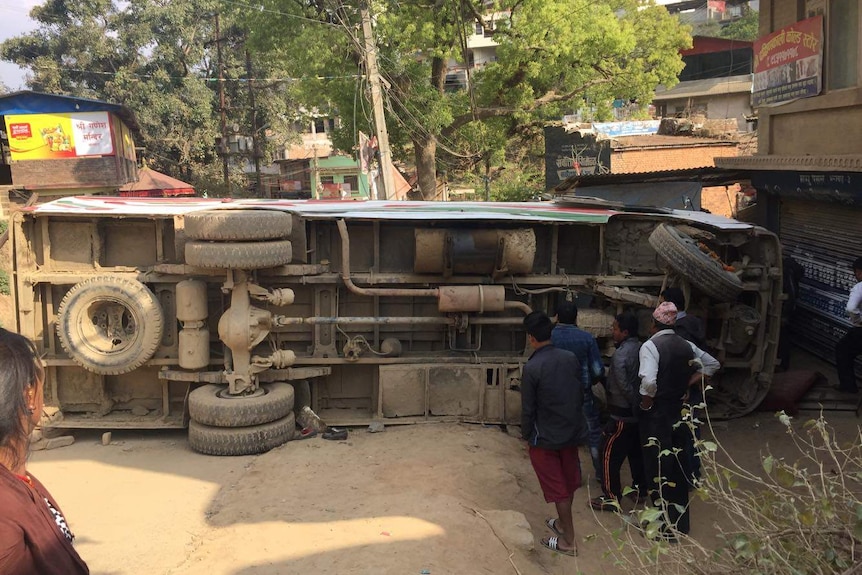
[{"xmin": 717, "ymin": 1, "xmax": 862, "ymax": 378}]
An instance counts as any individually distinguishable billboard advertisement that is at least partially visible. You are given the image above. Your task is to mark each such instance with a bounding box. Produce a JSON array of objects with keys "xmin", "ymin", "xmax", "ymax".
[
  {"xmin": 752, "ymin": 16, "xmax": 823, "ymax": 107},
  {"xmin": 544, "ymin": 126, "xmax": 611, "ymax": 190},
  {"xmin": 4, "ymin": 111, "xmax": 115, "ymax": 160}
]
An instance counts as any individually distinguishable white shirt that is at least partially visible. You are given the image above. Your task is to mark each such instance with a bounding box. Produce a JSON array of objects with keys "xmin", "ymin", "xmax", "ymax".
[
  {"xmin": 847, "ymin": 281, "xmax": 862, "ymax": 327},
  {"xmin": 638, "ymin": 329, "xmax": 721, "ymax": 397}
]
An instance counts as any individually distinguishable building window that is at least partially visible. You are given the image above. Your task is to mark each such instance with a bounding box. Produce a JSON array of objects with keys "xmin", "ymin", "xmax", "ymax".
[
  {"xmin": 475, "ymin": 22, "xmax": 483, "ymax": 35},
  {"xmin": 827, "ymin": 0, "xmax": 859, "ymax": 90},
  {"xmin": 344, "ymin": 175, "xmax": 359, "ymax": 192}
]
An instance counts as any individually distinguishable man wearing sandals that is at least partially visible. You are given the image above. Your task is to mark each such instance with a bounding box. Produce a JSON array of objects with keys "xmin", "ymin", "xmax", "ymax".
[{"xmin": 521, "ymin": 311, "xmax": 586, "ymax": 557}]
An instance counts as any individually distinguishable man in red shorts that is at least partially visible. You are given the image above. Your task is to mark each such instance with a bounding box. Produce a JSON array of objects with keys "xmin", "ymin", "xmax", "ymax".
[{"xmin": 520, "ymin": 311, "xmax": 586, "ymax": 557}]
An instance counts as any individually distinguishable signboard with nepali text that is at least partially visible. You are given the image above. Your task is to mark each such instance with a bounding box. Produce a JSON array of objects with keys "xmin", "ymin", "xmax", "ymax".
[
  {"xmin": 4, "ymin": 111, "xmax": 115, "ymax": 160},
  {"xmin": 752, "ymin": 16, "xmax": 823, "ymax": 107}
]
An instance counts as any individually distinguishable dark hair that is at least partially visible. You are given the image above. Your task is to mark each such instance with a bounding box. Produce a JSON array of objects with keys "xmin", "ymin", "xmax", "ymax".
[
  {"xmin": 0, "ymin": 329, "xmax": 43, "ymax": 469},
  {"xmin": 853, "ymin": 256, "xmax": 862, "ymax": 271},
  {"xmin": 615, "ymin": 312, "xmax": 639, "ymax": 337},
  {"xmin": 555, "ymin": 300, "xmax": 578, "ymax": 325},
  {"xmin": 661, "ymin": 287, "xmax": 686, "ymax": 310},
  {"xmin": 523, "ymin": 311, "xmax": 553, "ymax": 342}
]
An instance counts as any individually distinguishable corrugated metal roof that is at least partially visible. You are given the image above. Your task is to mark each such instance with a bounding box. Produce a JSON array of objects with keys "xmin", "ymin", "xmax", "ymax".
[
  {"xmin": 653, "ymin": 74, "xmax": 752, "ymax": 101},
  {"xmin": 0, "ymin": 91, "xmax": 139, "ymax": 131},
  {"xmin": 553, "ymin": 167, "xmax": 751, "ymax": 192},
  {"xmin": 25, "ymin": 196, "xmax": 756, "ymax": 230},
  {"xmin": 716, "ymin": 154, "xmax": 862, "ymax": 173},
  {"xmin": 610, "ymin": 134, "xmax": 737, "ymax": 149}
]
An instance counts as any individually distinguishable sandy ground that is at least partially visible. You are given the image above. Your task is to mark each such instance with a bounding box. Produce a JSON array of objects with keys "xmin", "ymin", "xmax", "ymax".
[{"xmin": 27, "ymin": 408, "xmax": 862, "ymax": 575}]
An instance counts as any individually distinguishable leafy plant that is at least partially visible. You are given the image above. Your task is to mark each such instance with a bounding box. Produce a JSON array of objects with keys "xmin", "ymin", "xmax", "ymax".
[{"xmin": 609, "ymin": 399, "xmax": 862, "ymax": 574}]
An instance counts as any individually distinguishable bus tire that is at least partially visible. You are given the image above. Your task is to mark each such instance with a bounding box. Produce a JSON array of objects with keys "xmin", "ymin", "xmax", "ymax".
[
  {"xmin": 649, "ymin": 223, "xmax": 742, "ymax": 302},
  {"xmin": 56, "ymin": 276, "xmax": 164, "ymax": 375},
  {"xmin": 188, "ymin": 413, "xmax": 296, "ymax": 456},
  {"xmin": 184, "ymin": 210, "xmax": 292, "ymax": 241},
  {"xmin": 189, "ymin": 382, "xmax": 295, "ymax": 427},
  {"xmin": 185, "ymin": 239, "xmax": 292, "ymax": 269}
]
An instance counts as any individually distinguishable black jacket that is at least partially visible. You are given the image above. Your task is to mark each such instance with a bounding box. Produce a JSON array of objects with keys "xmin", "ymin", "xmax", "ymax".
[
  {"xmin": 520, "ymin": 344, "xmax": 586, "ymax": 449},
  {"xmin": 674, "ymin": 313, "xmax": 706, "ymax": 349}
]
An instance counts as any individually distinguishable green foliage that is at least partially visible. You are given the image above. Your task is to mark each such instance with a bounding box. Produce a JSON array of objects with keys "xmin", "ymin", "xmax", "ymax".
[
  {"xmin": 691, "ymin": 9, "xmax": 759, "ymax": 42},
  {"xmin": 489, "ymin": 169, "xmax": 545, "ymax": 202},
  {"xmin": 245, "ymin": 0, "xmax": 691, "ymax": 198},
  {"xmin": 3, "ymin": 1, "xmax": 691, "ymax": 199},
  {"xmin": 693, "ymin": 21, "xmax": 723, "ymax": 38},
  {"xmin": 0, "ymin": 0, "xmax": 295, "ymax": 195},
  {"xmin": 610, "ymin": 408, "xmax": 862, "ymax": 574},
  {"xmin": 721, "ymin": 10, "xmax": 760, "ymax": 42}
]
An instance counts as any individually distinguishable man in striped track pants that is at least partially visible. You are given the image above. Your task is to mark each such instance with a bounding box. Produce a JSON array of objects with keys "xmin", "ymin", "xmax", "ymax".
[{"xmin": 589, "ymin": 312, "xmax": 647, "ymax": 512}]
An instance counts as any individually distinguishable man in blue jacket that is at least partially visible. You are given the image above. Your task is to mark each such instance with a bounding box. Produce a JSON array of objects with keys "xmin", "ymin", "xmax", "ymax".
[
  {"xmin": 521, "ymin": 311, "xmax": 586, "ymax": 557},
  {"xmin": 551, "ymin": 300, "xmax": 605, "ymax": 484}
]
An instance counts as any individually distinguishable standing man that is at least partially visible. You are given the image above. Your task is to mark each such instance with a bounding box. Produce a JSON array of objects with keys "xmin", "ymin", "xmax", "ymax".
[
  {"xmin": 660, "ymin": 287, "xmax": 707, "ymax": 486},
  {"xmin": 836, "ymin": 256, "xmax": 862, "ymax": 394},
  {"xmin": 660, "ymin": 287, "xmax": 705, "ymax": 348},
  {"xmin": 521, "ymin": 311, "xmax": 585, "ymax": 557},
  {"xmin": 551, "ymin": 300, "xmax": 605, "ymax": 484},
  {"xmin": 590, "ymin": 312, "xmax": 646, "ymax": 512},
  {"xmin": 638, "ymin": 302, "xmax": 720, "ymax": 538}
]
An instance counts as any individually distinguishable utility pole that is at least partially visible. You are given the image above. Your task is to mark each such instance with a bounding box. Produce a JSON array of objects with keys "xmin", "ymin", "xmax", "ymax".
[
  {"xmin": 245, "ymin": 48, "xmax": 265, "ymax": 198},
  {"xmin": 214, "ymin": 14, "xmax": 230, "ymax": 191},
  {"xmin": 312, "ymin": 144, "xmax": 320, "ymax": 199},
  {"xmin": 360, "ymin": 2, "xmax": 396, "ymax": 201}
]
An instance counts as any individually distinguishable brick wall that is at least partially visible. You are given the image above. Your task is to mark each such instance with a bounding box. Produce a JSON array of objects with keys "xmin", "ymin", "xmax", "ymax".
[
  {"xmin": 10, "ymin": 156, "xmax": 136, "ymax": 189},
  {"xmin": 702, "ymin": 184, "xmax": 741, "ymax": 218},
  {"xmin": 611, "ymin": 145, "xmax": 739, "ymax": 174}
]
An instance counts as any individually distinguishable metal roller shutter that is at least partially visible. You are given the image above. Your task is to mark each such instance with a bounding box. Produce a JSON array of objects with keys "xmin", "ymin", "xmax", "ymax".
[{"xmin": 780, "ymin": 199, "xmax": 862, "ymax": 371}]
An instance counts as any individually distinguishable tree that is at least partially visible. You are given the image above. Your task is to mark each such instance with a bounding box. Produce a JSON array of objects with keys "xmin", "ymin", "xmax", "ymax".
[
  {"xmin": 721, "ymin": 9, "xmax": 759, "ymax": 42},
  {"xmin": 247, "ymin": 0, "xmax": 691, "ymax": 199},
  {"xmin": 0, "ymin": 0, "xmax": 291, "ymax": 194}
]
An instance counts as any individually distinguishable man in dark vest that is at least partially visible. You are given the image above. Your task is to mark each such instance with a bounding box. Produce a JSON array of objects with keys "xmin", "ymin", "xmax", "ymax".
[
  {"xmin": 660, "ymin": 287, "xmax": 707, "ymax": 487},
  {"xmin": 637, "ymin": 302, "xmax": 720, "ymax": 539}
]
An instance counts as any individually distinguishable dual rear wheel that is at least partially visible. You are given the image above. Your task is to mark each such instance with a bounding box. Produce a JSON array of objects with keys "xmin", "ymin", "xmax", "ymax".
[
  {"xmin": 184, "ymin": 209, "xmax": 297, "ymax": 455},
  {"xmin": 188, "ymin": 383, "xmax": 296, "ymax": 456}
]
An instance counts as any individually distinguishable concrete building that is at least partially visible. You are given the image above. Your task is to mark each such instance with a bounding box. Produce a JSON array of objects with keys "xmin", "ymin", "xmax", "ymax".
[
  {"xmin": 717, "ymin": 1, "xmax": 862, "ymax": 381},
  {"xmin": 654, "ymin": 74, "xmax": 754, "ymax": 131},
  {"xmin": 653, "ymin": 36, "xmax": 755, "ymax": 132}
]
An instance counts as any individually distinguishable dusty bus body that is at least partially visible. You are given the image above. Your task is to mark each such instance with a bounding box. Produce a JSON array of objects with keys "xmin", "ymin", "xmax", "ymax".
[{"xmin": 10, "ymin": 197, "xmax": 782, "ymax": 455}]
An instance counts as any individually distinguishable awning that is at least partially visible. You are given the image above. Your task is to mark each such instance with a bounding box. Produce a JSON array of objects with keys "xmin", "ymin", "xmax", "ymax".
[{"xmin": 118, "ymin": 166, "xmax": 195, "ymax": 197}]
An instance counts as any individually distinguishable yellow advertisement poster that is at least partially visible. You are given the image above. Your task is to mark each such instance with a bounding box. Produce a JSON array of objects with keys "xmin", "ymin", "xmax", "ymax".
[
  {"xmin": 4, "ymin": 111, "xmax": 115, "ymax": 160},
  {"xmin": 119, "ymin": 121, "xmax": 136, "ymax": 161}
]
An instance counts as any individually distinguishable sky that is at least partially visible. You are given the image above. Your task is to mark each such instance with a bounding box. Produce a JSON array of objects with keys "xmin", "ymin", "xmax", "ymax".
[{"xmin": 0, "ymin": 1, "xmax": 41, "ymax": 90}]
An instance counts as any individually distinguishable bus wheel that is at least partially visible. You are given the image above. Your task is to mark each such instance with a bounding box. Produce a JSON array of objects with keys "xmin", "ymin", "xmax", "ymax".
[
  {"xmin": 189, "ymin": 382, "xmax": 295, "ymax": 427},
  {"xmin": 56, "ymin": 276, "xmax": 164, "ymax": 375},
  {"xmin": 188, "ymin": 413, "xmax": 295, "ymax": 456}
]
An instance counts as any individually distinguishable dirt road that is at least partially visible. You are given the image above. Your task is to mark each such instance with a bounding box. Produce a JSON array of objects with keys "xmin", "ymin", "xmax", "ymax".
[{"xmin": 27, "ymin": 410, "xmax": 861, "ymax": 575}]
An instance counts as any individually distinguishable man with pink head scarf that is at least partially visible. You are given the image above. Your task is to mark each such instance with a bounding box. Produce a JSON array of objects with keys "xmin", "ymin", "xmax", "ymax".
[{"xmin": 636, "ymin": 301, "xmax": 719, "ymax": 540}]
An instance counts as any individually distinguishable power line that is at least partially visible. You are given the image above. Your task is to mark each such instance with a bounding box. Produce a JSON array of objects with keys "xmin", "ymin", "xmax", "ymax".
[{"xmin": 19, "ymin": 63, "xmax": 361, "ymax": 83}]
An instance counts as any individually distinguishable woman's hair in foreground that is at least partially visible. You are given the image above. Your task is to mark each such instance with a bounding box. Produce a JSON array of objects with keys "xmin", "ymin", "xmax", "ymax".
[{"xmin": 0, "ymin": 329, "xmax": 43, "ymax": 468}]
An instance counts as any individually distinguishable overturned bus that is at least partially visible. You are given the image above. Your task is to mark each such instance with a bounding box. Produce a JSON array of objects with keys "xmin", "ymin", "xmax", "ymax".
[{"xmin": 8, "ymin": 196, "xmax": 782, "ymax": 455}]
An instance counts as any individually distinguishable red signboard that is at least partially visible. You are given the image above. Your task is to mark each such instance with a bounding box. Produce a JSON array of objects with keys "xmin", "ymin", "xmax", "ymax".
[
  {"xmin": 9, "ymin": 123, "xmax": 32, "ymax": 139},
  {"xmin": 752, "ymin": 16, "xmax": 823, "ymax": 107}
]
